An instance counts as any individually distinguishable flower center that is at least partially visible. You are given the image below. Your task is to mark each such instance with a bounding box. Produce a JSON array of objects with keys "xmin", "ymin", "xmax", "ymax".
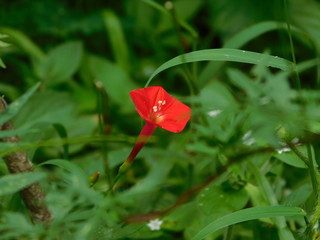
[
  {"xmin": 152, "ymin": 100, "xmax": 166, "ymax": 113},
  {"xmin": 150, "ymin": 100, "xmax": 166, "ymax": 123}
]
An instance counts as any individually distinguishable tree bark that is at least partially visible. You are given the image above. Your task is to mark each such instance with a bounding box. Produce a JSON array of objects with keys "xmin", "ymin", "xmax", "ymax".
[{"xmin": 0, "ymin": 97, "xmax": 51, "ymax": 223}]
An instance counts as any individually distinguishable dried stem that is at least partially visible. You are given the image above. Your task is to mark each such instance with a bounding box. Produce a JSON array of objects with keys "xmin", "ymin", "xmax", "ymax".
[
  {"xmin": 0, "ymin": 97, "xmax": 51, "ymax": 223},
  {"xmin": 124, "ymin": 146, "xmax": 274, "ymax": 223}
]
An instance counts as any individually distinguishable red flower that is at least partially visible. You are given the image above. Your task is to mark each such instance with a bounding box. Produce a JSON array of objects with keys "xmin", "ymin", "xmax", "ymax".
[
  {"xmin": 130, "ymin": 86, "xmax": 191, "ymax": 133},
  {"xmin": 123, "ymin": 86, "xmax": 191, "ymax": 166}
]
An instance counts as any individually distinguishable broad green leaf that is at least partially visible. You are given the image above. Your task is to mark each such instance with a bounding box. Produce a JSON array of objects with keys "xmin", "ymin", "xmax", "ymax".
[
  {"xmin": 192, "ymin": 206, "xmax": 305, "ymax": 240},
  {"xmin": 0, "ymin": 82, "xmax": 41, "ymax": 126},
  {"xmin": 0, "ymin": 27, "xmax": 44, "ymax": 61},
  {"xmin": 198, "ymin": 185, "xmax": 249, "ymax": 215},
  {"xmin": 196, "ymin": 81, "xmax": 237, "ymax": 110},
  {"xmin": 102, "ymin": 10, "xmax": 130, "ymax": 72},
  {"xmin": 273, "ymin": 145, "xmax": 308, "ymax": 168},
  {"xmin": 12, "ymin": 90, "xmax": 95, "ymax": 146},
  {"xmin": 35, "ymin": 41, "xmax": 83, "ymax": 85},
  {"xmin": 87, "ymin": 55, "xmax": 138, "ymax": 113},
  {"xmin": 0, "ymin": 172, "xmax": 46, "ymax": 196},
  {"xmin": 12, "ymin": 90, "xmax": 75, "ymax": 130},
  {"xmin": 146, "ymin": 49, "xmax": 293, "ymax": 86}
]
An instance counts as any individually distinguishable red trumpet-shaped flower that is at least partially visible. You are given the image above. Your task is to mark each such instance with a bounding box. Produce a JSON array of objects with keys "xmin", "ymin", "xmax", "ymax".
[{"xmin": 123, "ymin": 86, "xmax": 191, "ymax": 167}]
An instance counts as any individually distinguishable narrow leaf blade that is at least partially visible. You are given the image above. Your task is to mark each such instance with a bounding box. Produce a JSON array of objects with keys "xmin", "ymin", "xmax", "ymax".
[
  {"xmin": 0, "ymin": 82, "xmax": 41, "ymax": 125},
  {"xmin": 146, "ymin": 49, "xmax": 293, "ymax": 86},
  {"xmin": 0, "ymin": 172, "xmax": 46, "ymax": 196},
  {"xmin": 192, "ymin": 206, "xmax": 305, "ymax": 240}
]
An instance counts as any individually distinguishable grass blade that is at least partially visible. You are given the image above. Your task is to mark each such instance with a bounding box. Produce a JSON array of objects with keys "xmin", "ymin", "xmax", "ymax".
[
  {"xmin": 146, "ymin": 49, "xmax": 293, "ymax": 87},
  {"xmin": 192, "ymin": 206, "xmax": 305, "ymax": 240},
  {"xmin": 0, "ymin": 82, "xmax": 41, "ymax": 125}
]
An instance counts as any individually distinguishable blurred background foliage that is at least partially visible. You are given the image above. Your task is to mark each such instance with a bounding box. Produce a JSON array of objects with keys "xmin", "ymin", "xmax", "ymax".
[{"xmin": 1, "ymin": 0, "xmax": 320, "ymax": 239}]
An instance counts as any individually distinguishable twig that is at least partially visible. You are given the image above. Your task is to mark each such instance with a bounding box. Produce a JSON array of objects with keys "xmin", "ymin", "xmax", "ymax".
[
  {"xmin": 124, "ymin": 146, "xmax": 274, "ymax": 223},
  {"xmin": 0, "ymin": 97, "xmax": 51, "ymax": 223}
]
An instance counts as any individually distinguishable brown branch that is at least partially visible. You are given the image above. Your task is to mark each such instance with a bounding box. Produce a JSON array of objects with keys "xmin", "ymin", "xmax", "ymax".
[
  {"xmin": 124, "ymin": 146, "xmax": 274, "ymax": 223},
  {"xmin": 0, "ymin": 98, "xmax": 51, "ymax": 223}
]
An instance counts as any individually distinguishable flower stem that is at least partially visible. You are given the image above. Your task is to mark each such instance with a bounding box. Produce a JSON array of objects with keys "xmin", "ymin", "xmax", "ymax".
[
  {"xmin": 305, "ymin": 144, "xmax": 320, "ymax": 239},
  {"xmin": 112, "ymin": 122, "xmax": 157, "ymax": 191},
  {"xmin": 248, "ymin": 161, "xmax": 295, "ymax": 240},
  {"xmin": 125, "ymin": 121, "xmax": 157, "ymax": 164}
]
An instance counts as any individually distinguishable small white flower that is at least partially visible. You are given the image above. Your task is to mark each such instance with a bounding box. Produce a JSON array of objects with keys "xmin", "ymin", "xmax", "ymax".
[
  {"xmin": 147, "ymin": 218, "xmax": 163, "ymax": 231},
  {"xmin": 207, "ymin": 109, "xmax": 222, "ymax": 117}
]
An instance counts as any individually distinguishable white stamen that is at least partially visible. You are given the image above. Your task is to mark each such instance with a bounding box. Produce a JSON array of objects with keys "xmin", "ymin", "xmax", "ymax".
[
  {"xmin": 152, "ymin": 100, "xmax": 166, "ymax": 112},
  {"xmin": 152, "ymin": 106, "xmax": 158, "ymax": 112}
]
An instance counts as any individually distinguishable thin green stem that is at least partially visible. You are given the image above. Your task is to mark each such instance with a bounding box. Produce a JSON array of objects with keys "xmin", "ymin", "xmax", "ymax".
[
  {"xmin": 307, "ymin": 144, "xmax": 318, "ymax": 198},
  {"xmin": 305, "ymin": 144, "xmax": 320, "ymax": 239},
  {"xmin": 95, "ymin": 81, "xmax": 113, "ymax": 191},
  {"xmin": 167, "ymin": 1, "xmax": 198, "ymax": 95},
  {"xmin": 248, "ymin": 161, "xmax": 295, "ymax": 240},
  {"xmin": 223, "ymin": 225, "xmax": 234, "ymax": 240},
  {"xmin": 286, "ymin": 142, "xmax": 320, "ymax": 239},
  {"xmin": 285, "ymin": 140, "xmax": 310, "ymax": 167},
  {"xmin": 316, "ymin": 53, "xmax": 320, "ymax": 88},
  {"xmin": 283, "ymin": 0, "xmax": 301, "ymax": 89}
]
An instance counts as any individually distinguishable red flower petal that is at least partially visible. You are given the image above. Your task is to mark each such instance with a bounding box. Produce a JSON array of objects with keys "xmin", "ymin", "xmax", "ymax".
[{"xmin": 130, "ymin": 86, "xmax": 191, "ymax": 133}]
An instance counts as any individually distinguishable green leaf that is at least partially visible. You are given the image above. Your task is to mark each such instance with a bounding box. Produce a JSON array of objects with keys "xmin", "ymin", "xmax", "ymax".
[
  {"xmin": 87, "ymin": 55, "xmax": 138, "ymax": 113},
  {"xmin": 192, "ymin": 206, "xmax": 305, "ymax": 240},
  {"xmin": 0, "ymin": 27, "xmax": 44, "ymax": 61},
  {"xmin": 35, "ymin": 41, "xmax": 83, "ymax": 85},
  {"xmin": 0, "ymin": 172, "xmax": 46, "ymax": 196},
  {"xmin": 0, "ymin": 128, "xmax": 39, "ymax": 138},
  {"xmin": 197, "ymin": 185, "xmax": 249, "ymax": 215},
  {"xmin": 102, "ymin": 10, "xmax": 130, "ymax": 72},
  {"xmin": 282, "ymin": 184, "xmax": 313, "ymax": 207},
  {"xmin": 146, "ymin": 49, "xmax": 293, "ymax": 86},
  {"xmin": 223, "ymin": 21, "xmax": 304, "ymax": 49},
  {"xmin": 274, "ymin": 145, "xmax": 308, "ymax": 168},
  {"xmin": 0, "ymin": 82, "xmax": 41, "ymax": 126},
  {"xmin": 0, "ymin": 58, "xmax": 6, "ymax": 68},
  {"xmin": 227, "ymin": 68, "xmax": 262, "ymax": 99},
  {"xmin": 39, "ymin": 159, "xmax": 87, "ymax": 183},
  {"xmin": 198, "ymin": 21, "xmax": 305, "ymax": 86},
  {"xmin": 53, "ymin": 123, "xmax": 69, "ymax": 159}
]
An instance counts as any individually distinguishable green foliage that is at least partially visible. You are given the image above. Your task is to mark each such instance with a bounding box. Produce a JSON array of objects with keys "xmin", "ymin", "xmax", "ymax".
[
  {"xmin": 0, "ymin": 172, "xmax": 45, "ymax": 196},
  {"xmin": 1, "ymin": 0, "xmax": 320, "ymax": 239},
  {"xmin": 192, "ymin": 206, "xmax": 306, "ymax": 240},
  {"xmin": 34, "ymin": 41, "xmax": 83, "ymax": 85}
]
